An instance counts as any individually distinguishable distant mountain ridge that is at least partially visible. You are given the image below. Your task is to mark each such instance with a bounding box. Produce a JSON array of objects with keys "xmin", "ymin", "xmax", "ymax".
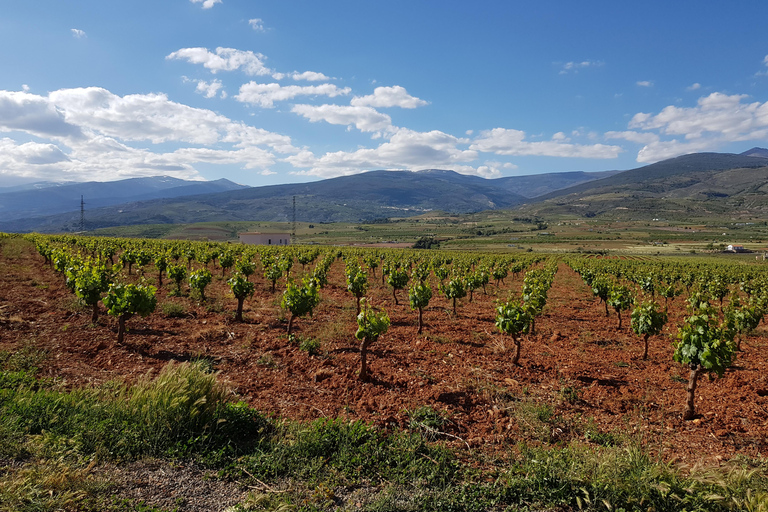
[
  {"xmin": 0, "ymin": 176, "xmax": 246, "ymax": 222},
  {"xmin": 3, "ymin": 149, "xmax": 768, "ymax": 233},
  {"xmin": 0, "ymin": 168, "xmax": 616, "ymax": 232}
]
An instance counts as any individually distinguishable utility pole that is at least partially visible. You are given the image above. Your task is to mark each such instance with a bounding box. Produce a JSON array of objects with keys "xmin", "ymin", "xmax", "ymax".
[{"xmin": 80, "ymin": 195, "xmax": 85, "ymax": 232}]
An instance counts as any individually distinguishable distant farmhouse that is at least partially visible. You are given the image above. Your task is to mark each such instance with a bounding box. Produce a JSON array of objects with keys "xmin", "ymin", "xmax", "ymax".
[
  {"xmin": 239, "ymin": 232, "xmax": 291, "ymax": 246},
  {"xmin": 726, "ymin": 244, "xmax": 747, "ymax": 253}
]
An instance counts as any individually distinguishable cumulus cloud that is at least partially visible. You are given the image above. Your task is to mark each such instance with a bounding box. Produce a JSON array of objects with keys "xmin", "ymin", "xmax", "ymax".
[
  {"xmin": 289, "ymin": 71, "xmax": 330, "ymax": 82},
  {"xmin": 285, "ymin": 128, "xmax": 478, "ymax": 178},
  {"xmin": 190, "ymin": 0, "xmax": 221, "ymax": 9},
  {"xmin": 351, "ymin": 86, "xmax": 429, "ymax": 109},
  {"xmin": 248, "ymin": 18, "xmax": 265, "ymax": 31},
  {"xmin": 604, "ymin": 130, "xmax": 660, "ymax": 144},
  {"xmin": 191, "ymin": 78, "xmax": 226, "ymax": 98},
  {"xmin": 637, "ymin": 80, "xmax": 654, "ymax": 87},
  {"xmin": 470, "ymin": 128, "xmax": 622, "ymax": 158},
  {"xmin": 71, "ymin": 28, "xmax": 86, "ymax": 39},
  {"xmin": 687, "ymin": 83, "xmax": 701, "ymax": 91},
  {"xmin": 624, "ymin": 92, "xmax": 768, "ymax": 162},
  {"xmin": 166, "ymin": 47, "xmax": 272, "ymax": 76},
  {"xmin": 0, "ymin": 90, "xmax": 83, "ymax": 139},
  {"xmin": 236, "ymin": 82, "xmax": 351, "ymax": 108},
  {"xmin": 559, "ymin": 60, "xmax": 604, "ymax": 74},
  {"xmin": 0, "ymin": 87, "xmax": 298, "ymax": 182},
  {"xmin": 290, "ymin": 104, "xmax": 393, "ymax": 133}
]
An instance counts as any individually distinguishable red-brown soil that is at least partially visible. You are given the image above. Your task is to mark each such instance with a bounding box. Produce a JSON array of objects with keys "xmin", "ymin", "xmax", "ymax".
[{"xmin": 1, "ymin": 240, "xmax": 767, "ymax": 465}]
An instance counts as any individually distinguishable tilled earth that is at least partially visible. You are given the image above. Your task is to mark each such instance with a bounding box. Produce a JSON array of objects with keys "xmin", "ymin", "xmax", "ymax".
[{"xmin": 2, "ymin": 241, "xmax": 768, "ymax": 472}]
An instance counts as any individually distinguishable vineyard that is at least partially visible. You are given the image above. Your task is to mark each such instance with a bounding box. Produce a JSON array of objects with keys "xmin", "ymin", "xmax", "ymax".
[{"xmin": 2, "ymin": 232, "xmax": 768, "ymax": 510}]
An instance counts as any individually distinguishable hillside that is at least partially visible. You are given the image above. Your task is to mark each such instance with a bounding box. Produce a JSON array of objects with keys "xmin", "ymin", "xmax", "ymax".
[
  {"xmin": 520, "ymin": 152, "xmax": 768, "ymax": 220},
  {"xmin": 0, "ymin": 168, "xmax": 613, "ymax": 233}
]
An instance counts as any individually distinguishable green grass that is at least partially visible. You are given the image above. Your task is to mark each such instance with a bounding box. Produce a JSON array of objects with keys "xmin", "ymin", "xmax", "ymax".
[{"xmin": 1, "ymin": 351, "xmax": 767, "ymax": 511}]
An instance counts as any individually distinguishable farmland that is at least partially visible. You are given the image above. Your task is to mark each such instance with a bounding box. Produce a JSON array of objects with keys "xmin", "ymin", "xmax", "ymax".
[{"xmin": 1, "ymin": 233, "xmax": 768, "ymax": 511}]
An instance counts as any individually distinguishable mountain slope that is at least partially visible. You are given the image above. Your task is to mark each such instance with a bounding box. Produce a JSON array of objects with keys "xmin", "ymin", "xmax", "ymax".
[{"xmin": 524, "ymin": 152, "xmax": 768, "ymax": 219}]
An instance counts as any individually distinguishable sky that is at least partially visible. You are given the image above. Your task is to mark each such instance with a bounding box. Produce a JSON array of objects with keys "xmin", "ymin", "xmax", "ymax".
[{"xmin": 3, "ymin": 0, "xmax": 768, "ymax": 187}]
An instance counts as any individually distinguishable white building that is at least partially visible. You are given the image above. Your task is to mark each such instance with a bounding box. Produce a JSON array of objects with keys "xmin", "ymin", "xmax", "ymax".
[
  {"xmin": 239, "ymin": 232, "xmax": 291, "ymax": 246},
  {"xmin": 726, "ymin": 244, "xmax": 746, "ymax": 253}
]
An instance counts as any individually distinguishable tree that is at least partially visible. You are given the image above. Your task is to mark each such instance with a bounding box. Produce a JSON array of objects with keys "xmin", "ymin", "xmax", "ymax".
[
  {"xmin": 65, "ymin": 259, "xmax": 113, "ymax": 323},
  {"xmin": 465, "ymin": 271, "xmax": 482, "ymax": 303},
  {"xmin": 219, "ymin": 251, "xmax": 235, "ymax": 277},
  {"xmin": 495, "ymin": 299, "xmax": 531, "ymax": 365},
  {"xmin": 492, "ymin": 265, "xmax": 508, "ymax": 287},
  {"xmin": 120, "ymin": 250, "xmax": 137, "ymax": 275},
  {"xmin": 189, "ymin": 268, "xmax": 213, "ymax": 301},
  {"xmin": 228, "ymin": 272, "xmax": 255, "ymax": 322},
  {"xmin": 607, "ymin": 284, "xmax": 633, "ymax": 330},
  {"xmin": 168, "ymin": 264, "xmax": 187, "ymax": 296},
  {"xmin": 725, "ymin": 296, "xmax": 763, "ymax": 351},
  {"xmin": 355, "ymin": 299, "xmax": 390, "ymax": 382},
  {"xmin": 591, "ymin": 275, "xmax": 612, "ymax": 317},
  {"xmin": 387, "ymin": 266, "xmax": 409, "ymax": 305},
  {"xmin": 630, "ymin": 300, "xmax": 667, "ymax": 360},
  {"xmin": 345, "ymin": 261, "xmax": 368, "ymax": 315},
  {"xmin": 103, "ymin": 283, "xmax": 157, "ymax": 344},
  {"xmin": 281, "ymin": 277, "xmax": 320, "ymax": 335},
  {"xmin": 264, "ymin": 260, "xmax": 283, "ymax": 292},
  {"xmin": 440, "ymin": 274, "xmax": 467, "ymax": 315},
  {"xmin": 673, "ymin": 295, "xmax": 737, "ymax": 420},
  {"xmin": 154, "ymin": 253, "xmax": 168, "ymax": 287},
  {"xmin": 235, "ymin": 257, "xmax": 256, "ymax": 280},
  {"xmin": 408, "ymin": 282, "xmax": 432, "ymax": 334}
]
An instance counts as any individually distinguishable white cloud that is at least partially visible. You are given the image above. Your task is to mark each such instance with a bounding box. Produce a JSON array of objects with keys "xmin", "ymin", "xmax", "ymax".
[
  {"xmin": 289, "ymin": 71, "xmax": 330, "ymax": 82},
  {"xmin": 190, "ymin": 0, "xmax": 221, "ymax": 9},
  {"xmin": 0, "ymin": 90, "xmax": 83, "ymax": 139},
  {"xmin": 637, "ymin": 80, "xmax": 654, "ymax": 87},
  {"xmin": 192, "ymin": 78, "xmax": 226, "ymax": 98},
  {"xmin": 351, "ymin": 86, "xmax": 429, "ymax": 109},
  {"xmin": 248, "ymin": 18, "xmax": 265, "ymax": 31},
  {"xmin": 290, "ymin": 104, "xmax": 392, "ymax": 133},
  {"xmin": 559, "ymin": 60, "xmax": 604, "ymax": 74},
  {"xmin": 626, "ymin": 92, "xmax": 768, "ymax": 162},
  {"xmin": 470, "ymin": 128, "xmax": 622, "ymax": 158},
  {"xmin": 71, "ymin": 28, "xmax": 86, "ymax": 39},
  {"xmin": 0, "ymin": 87, "xmax": 299, "ymax": 183},
  {"xmin": 604, "ymin": 130, "xmax": 660, "ymax": 144},
  {"xmin": 236, "ymin": 82, "xmax": 351, "ymax": 108},
  {"xmin": 687, "ymin": 83, "xmax": 701, "ymax": 91},
  {"xmin": 166, "ymin": 47, "xmax": 272, "ymax": 76},
  {"xmin": 286, "ymin": 128, "xmax": 477, "ymax": 178}
]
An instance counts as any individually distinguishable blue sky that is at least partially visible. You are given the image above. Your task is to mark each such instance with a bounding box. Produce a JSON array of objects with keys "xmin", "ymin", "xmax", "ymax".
[{"xmin": 2, "ymin": 0, "xmax": 768, "ymax": 187}]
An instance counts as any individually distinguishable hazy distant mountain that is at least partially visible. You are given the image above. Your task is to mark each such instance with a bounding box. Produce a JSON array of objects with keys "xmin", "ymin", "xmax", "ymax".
[
  {"xmin": 0, "ymin": 176, "xmax": 246, "ymax": 222},
  {"xmin": 0, "ymin": 168, "xmax": 614, "ymax": 232}
]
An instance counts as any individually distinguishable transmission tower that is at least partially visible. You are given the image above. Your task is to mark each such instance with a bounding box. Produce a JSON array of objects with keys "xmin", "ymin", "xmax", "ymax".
[{"xmin": 80, "ymin": 195, "xmax": 85, "ymax": 232}]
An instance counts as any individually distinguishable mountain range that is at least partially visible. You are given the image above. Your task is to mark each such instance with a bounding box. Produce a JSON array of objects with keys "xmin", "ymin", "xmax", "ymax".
[
  {"xmin": 1, "ymin": 148, "xmax": 767, "ymax": 233},
  {"xmin": 0, "ymin": 169, "xmax": 617, "ymax": 232}
]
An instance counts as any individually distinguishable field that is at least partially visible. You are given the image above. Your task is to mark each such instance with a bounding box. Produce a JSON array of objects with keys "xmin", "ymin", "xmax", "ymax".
[{"xmin": 1, "ymin": 235, "xmax": 768, "ymax": 511}]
